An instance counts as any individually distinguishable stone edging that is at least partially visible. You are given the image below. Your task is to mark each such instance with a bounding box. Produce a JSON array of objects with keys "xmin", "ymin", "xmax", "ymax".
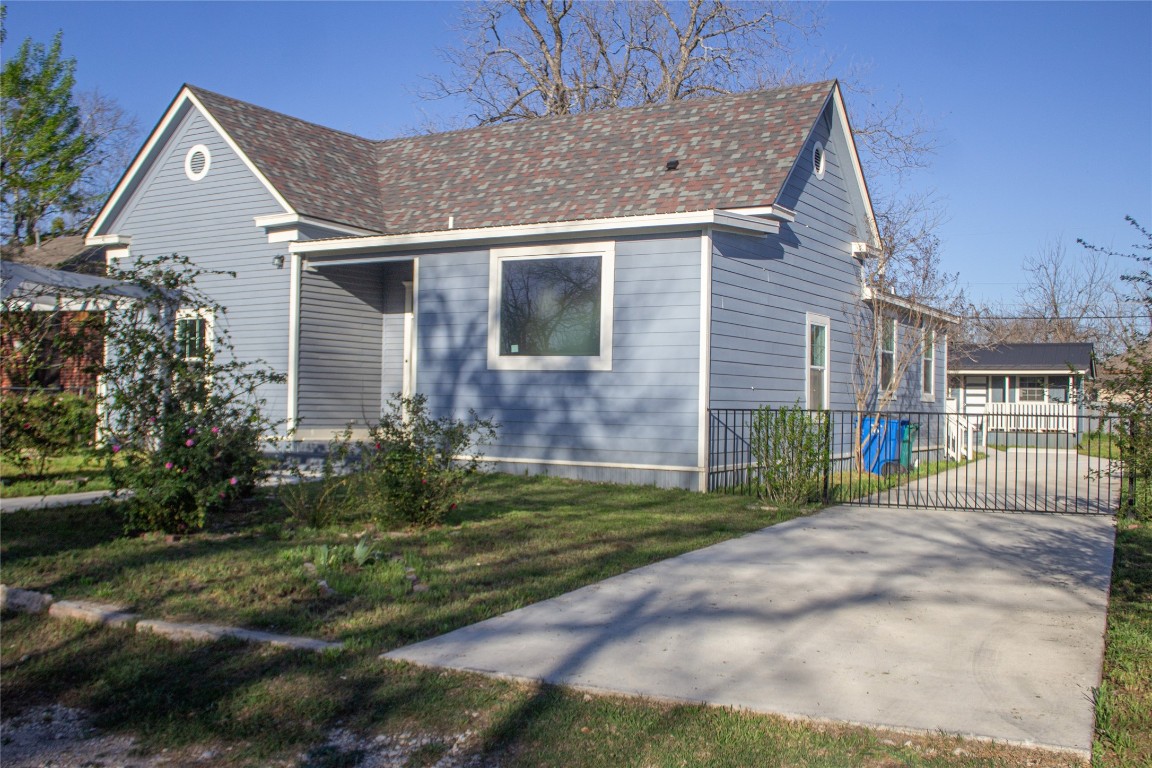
[{"xmin": 0, "ymin": 585, "xmax": 342, "ymax": 653}]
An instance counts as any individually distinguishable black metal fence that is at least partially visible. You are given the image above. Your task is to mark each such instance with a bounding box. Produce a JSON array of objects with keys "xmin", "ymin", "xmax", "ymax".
[{"xmin": 709, "ymin": 407, "xmax": 1127, "ymax": 515}]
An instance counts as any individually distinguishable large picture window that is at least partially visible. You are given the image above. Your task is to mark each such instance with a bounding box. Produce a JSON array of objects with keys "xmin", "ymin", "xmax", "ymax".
[{"xmin": 488, "ymin": 242, "xmax": 615, "ymax": 371}]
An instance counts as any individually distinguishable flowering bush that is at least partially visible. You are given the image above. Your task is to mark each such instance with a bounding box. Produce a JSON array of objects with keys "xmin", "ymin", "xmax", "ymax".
[
  {"xmin": 95, "ymin": 254, "xmax": 283, "ymax": 534},
  {"xmin": 113, "ymin": 408, "xmax": 265, "ymax": 534}
]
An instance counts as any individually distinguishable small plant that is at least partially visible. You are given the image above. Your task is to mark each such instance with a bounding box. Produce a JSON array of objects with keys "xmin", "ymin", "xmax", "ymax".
[
  {"xmin": 364, "ymin": 393, "xmax": 498, "ymax": 527},
  {"xmin": 278, "ymin": 427, "xmax": 357, "ymax": 528},
  {"xmin": 352, "ymin": 536, "xmax": 378, "ymax": 567},
  {"xmin": 749, "ymin": 404, "xmax": 830, "ymax": 506}
]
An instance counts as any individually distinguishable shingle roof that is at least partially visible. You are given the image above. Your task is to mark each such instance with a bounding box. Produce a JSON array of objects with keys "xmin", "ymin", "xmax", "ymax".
[
  {"xmin": 0, "ymin": 235, "xmax": 104, "ymax": 274},
  {"xmin": 951, "ymin": 343, "xmax": 1095, "ymax": 375},
  {"xmin": 188, "ymin": 86, "xmax": 383, "ymax": 232},
  {"xmin": 188, "ymin": 81, "xmax": 835, "ymax": 236}
]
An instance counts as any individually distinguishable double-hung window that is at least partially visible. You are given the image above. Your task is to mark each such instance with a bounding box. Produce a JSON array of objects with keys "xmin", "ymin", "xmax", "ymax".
[
  {"xmin": 921, "ymin": 328, "xmax": 935, "ymax": 400},
  {"xmin": 176, "ymin": 309, "xmax": 211, "ymax": 363},
  {"xmin": 488, "ymin": 242, "xmax": 615, "ymax": 371},
  {"xmin": 806, "ymin": 313, "xmax": 830, "ymax": 410},
  {"xmin": 879, "ymin": 316, "xmax": 896, "ymax": 390}
]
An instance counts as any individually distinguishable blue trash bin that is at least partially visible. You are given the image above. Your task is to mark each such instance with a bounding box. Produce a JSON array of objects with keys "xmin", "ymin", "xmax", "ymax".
[{"xmin": 860, "ymin": 417, "xmax": 909, "ymax": 475}]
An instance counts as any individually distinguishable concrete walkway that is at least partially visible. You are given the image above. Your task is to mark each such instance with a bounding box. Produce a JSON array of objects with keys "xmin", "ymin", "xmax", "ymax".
[
  {"xmin": 0, "ymin": 490, "xmax": 117, "ymax": 512},
  {"xmin": 386, "ymin": 505, "xmax": 1115, "ymax": 756}
]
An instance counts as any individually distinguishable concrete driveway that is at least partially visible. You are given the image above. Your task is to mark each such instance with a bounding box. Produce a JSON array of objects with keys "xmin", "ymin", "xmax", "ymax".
[{"xmin": 386, "ymin": 505, "xmax": 1115, "ymax": 756}]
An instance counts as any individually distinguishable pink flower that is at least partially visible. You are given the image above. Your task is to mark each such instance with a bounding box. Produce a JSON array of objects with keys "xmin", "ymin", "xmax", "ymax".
[
  {"xmin": 186, "ymin": 427, "xmax": 196, "ymax": 435},
  {"xmin": 111, "ymin": 444, "xmax": 121, "ymax": 453},
  {"xmin": 229, "ymin": 477, "xmax": 238, "ymax": 486},
  {"xmin": 211, "ymin": 426, "xmax": 220, "ymax": 435},
  {"xmin": 219, "ymin": 492, "xmax": 226, "ymax": 499},
  {"xmin": 148, "ymin": 417, "xmax": 156, "ymax": 424},
  {"xmin": 185, "ymin": 439, "xmax": 195, "ymax": 447},
  {"xmin": 165, "ymin": 462, "xmax": 173, "ymax": 470}
]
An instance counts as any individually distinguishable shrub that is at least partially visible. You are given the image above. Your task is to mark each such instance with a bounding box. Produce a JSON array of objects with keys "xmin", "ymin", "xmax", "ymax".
[
  {"xmin": 749, "ymin": 405, "xmax": 830, "ymax": 506},
  {"xmin": 112, "ymin": 407, "xmax": 265, "ymax": 534},
  {"xmin": 0, "ymin": 391, "xmax": 96, "ymax": 478},
  {"xmin": 96, "ymin": 254, "xmax": 284, "ymax": 534},
  {"xmin": 364, "ymin": 394, "xmax": 498, "ymax": 527}
]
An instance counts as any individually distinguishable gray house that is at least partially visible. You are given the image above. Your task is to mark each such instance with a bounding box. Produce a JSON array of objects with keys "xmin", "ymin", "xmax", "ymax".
[{"xmin": 86, "ymin": 80, "xmax": 946, "ymax": 490}]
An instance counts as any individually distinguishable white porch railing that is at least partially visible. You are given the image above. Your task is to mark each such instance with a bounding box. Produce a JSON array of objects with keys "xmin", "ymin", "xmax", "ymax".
[
  {"xmin": 945, "ymin": 413, "xmax": 980, "ymax": 460},
  {"xmin": 985, "ymin": 402, "xmax": 1077, "ymax": 434}
]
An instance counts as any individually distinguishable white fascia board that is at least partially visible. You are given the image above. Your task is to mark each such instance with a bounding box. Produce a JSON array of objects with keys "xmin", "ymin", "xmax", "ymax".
[
  {"xmin": 953, "ymin": 368, "xmax": 1090, "ymax": 376},
  {"xmin": 291, "ymin": 210, "xmax": 777, "ymax": 258},
  {"xmin": 85, "ymin": 234, "xmax": 131, "ymax": 247},
  {"xmin": 88, "ymin": 88, "xmax": 294, "ymax": 237},
  {"xmin": 831, "ymin": 83, "xmax": 881, "ymax": 246},
  {"xmin": 719, "ymin": 205, "xmax": 797, "ymax": 223},
  {"xmin": 253, "ymin": 213, "xmax": 378, "ymax": 237},
  {"xmin": 861, "ymin": 284, "xmax": 960, "ymax": 325}
]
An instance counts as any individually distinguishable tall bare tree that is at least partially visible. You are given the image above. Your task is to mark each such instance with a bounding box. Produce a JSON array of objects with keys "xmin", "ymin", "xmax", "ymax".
[
  {"xmin": 423, "ymin": 0, "xmax": 821, "ymax": 124},
  {"xmin": 850, "ymin": 193, "xmax": 964, "ymax": 415},
  {"xmin": 969, "ymin": 238, "xmax": 1136, "ymax": 355}
]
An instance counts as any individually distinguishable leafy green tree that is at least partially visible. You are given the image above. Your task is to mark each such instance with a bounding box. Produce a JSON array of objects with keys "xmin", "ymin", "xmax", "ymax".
[
  {"xmin": 1082, "ymin": 217, "xmax": 1152, "ymax": 520},
  {"xmin": 1, "ymin": 31, "xmax": 93, "ymax": 245}
]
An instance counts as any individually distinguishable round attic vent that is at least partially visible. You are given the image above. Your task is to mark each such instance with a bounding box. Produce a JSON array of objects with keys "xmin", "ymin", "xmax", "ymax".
[
  {"xmin": 184, "ymin": 144, "xmax": 212, "ymax": 181},
  {"xmin": 813, "ymin": 141, "xmax": 826, "ymax": 180}
]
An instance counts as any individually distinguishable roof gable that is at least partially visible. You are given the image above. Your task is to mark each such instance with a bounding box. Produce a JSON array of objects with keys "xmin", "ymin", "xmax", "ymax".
[{"xmin": 92, "ymin": 80, "xmax": 853, "ymax": 240}]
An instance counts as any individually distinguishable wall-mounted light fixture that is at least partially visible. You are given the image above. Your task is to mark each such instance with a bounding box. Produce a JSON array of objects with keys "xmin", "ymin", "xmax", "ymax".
[
  {"xmin": 272, "ymin": 254, "xmax": 285, "ymax": 269},
  {"xmin": 665, "ymin": 158, "xmax": 680, "ymax": 171}
]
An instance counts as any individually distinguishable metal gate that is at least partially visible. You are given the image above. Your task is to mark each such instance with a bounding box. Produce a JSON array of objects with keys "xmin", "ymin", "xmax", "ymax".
[{"xmin": 709, "ymin": 408, "xmax": 1126, "ymax": 515}]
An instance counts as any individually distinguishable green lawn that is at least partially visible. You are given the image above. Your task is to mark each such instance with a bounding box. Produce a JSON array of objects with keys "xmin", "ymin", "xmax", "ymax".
[
  {"xmin": 0, "ymin": 452, "xmax": 114, "ymax": 498},
  {"xmin": 0, "ymin": 473, "xmax": 1125, "ymax": 767}
]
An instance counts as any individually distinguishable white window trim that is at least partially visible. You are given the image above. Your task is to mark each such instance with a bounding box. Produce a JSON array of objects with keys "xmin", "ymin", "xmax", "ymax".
[
  {"xmin": 487, "ymin": 241, "xmax": 615, "ymax": 372},
  {"xmin": 921, "ymin": 327, "xmax": 936, "ymax": 401},
  {"xmin": 805, "ymin": 312, "xmax": 830, "ymax": 410},
  {"xmin": 879, "ymin": 316, "xmax": 897, "ymax": 390},
  {"xmin": 176, "ymin": 307, "xmax": 214, "ymax": 362}
]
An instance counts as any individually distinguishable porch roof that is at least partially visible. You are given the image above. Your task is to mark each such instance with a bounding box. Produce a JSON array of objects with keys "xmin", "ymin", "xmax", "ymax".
[{"xmin": 950, "ymin": 343, "xmax": 1095, "ymax": 377}]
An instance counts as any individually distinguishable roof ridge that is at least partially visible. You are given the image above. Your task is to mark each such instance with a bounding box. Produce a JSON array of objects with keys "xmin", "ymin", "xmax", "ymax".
[
  {"xmin": 373, "ymin": 79, "xmax": 837, "ymax": 149},
  {"xmin": 184, "ymin": 84, "xmax": 377, "ymax": 147}
]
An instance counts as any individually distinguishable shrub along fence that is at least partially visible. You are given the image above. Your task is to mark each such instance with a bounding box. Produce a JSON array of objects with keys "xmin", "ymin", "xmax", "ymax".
[{"xmin": 709, "ymin": 406, "xmax": 1129, "ymax": 515}]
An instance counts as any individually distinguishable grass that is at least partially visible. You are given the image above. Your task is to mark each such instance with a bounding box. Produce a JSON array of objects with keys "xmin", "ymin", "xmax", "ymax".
[
  {"xmin": 0, "ymin": 472, "xmax": 1111, "ymax": 767},
  {"xmin": 1079, "ymin": 433, "xmax": 1123, "ymax": 460},
  {"xmin": 0, "ymin": 451, "xmax": 114, "ymax": 498},
  {"xmin": 1093, "ymin": 510, "xmax": 1152, "ymax": 767}
]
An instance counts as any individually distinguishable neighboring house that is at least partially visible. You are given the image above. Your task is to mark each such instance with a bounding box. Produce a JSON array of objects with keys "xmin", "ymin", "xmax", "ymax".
[
  {"xmin": 84, "ymin": 80, "xmax": 948, "ymax": 490},
  {"xmin": 947, "ymin": 342, "xmax": 1095, "ymax": 436},
  {"xmin": 0, "ymin": 237, "xmax": 107, "ymax": 394}
]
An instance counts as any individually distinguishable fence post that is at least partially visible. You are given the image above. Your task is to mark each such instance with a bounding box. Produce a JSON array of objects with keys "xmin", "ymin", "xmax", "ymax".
[
  {"xmin": 1128, "ymin": 418, "xmax": 1138, "ymax": 513},
  {"xmin": 823, "ymin": 410, "xmax": 833, "ymax": 502}
]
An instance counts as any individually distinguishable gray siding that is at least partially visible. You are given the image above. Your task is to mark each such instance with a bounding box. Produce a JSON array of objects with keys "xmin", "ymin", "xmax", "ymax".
[
  {"xmin": 297, "ymin": 262, "xmax": 411, "ymax": 433},
  {"xmin": 709, "ymin": 103, "xmax": 943, "ymax": 415},
  {"xmin": 710, "ymin": 105, "xmax": 860, "ymax": 411},
  {"xmin": 411, "ymin": 234, "xmax": 702, "ymax": 481},
  {"xmin": 100, "ymin": 107, "xmax": 291, "ymax": 422}
]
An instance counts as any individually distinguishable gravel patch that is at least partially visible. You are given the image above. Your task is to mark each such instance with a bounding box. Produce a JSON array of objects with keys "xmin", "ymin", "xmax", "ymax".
[{"xmin": 1, "ymin": 705, "xmax": 497, "ymax": 767}]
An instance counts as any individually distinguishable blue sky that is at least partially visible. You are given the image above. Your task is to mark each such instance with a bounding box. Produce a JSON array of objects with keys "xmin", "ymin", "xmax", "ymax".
[{"xmin": 5, "ymin": 1, "xmax": 1150, "ymax": 307}]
